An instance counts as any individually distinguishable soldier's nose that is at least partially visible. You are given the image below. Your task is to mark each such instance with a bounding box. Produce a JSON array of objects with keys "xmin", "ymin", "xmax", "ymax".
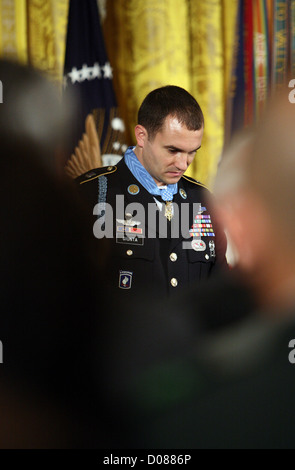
[{"xmin": 176, "ymin": 154, "xmax": 188, "ymax": 171}]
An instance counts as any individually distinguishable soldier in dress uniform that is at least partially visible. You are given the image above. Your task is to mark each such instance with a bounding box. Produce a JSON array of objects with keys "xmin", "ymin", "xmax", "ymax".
[{"xmin": 76, "ymin": 86, "xmax": 228, "ymax": 304}]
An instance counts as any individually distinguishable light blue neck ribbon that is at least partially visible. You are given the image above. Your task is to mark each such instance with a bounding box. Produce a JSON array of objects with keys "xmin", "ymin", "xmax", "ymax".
[{"xmin": 124, "ymin": 146, "xmax": 178, "ymax": 201}]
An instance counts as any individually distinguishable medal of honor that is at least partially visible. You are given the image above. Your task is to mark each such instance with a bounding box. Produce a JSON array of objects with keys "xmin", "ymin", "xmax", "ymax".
[{"xmin": 165, "ymin": 201, "xmax": 173, "ymax": 221}]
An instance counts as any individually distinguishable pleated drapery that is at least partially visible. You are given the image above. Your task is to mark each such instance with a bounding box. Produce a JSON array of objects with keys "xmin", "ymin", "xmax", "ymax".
[
  {"xmin": 103, "ymin": 0, "xmax": 238, "ymax": 186},
  {"xmin": 0, "ymin": 0, "xmax": 69, "ymax": 82},
  {"xmin": 0, "ymin": 0, "xmax": 238, "ymax": 186}
]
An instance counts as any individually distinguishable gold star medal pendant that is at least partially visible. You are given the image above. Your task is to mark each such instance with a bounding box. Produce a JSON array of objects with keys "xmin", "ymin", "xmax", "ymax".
[
  {"xmin": 159, "ymin": 185, "xmax": 174, "ymax": 221},
  {"xmin": 165, "ymin": 201, "xmax": 173, "ymax": 221}
]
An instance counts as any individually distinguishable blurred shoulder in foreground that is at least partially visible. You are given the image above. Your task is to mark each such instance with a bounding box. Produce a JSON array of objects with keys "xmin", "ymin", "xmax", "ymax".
[{"xmin": 0, "ymin": 59, "xmax": 106, "ymax": 448}]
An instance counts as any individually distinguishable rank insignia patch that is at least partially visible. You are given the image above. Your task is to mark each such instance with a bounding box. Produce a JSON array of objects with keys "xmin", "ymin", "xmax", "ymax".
[
  {"xmin": 85, "ymin": 171, "xmax": 96, "ymax": 178},
  {"xmin": 119, "ymin": 271, "xmax": 133, "ymax": 289}
]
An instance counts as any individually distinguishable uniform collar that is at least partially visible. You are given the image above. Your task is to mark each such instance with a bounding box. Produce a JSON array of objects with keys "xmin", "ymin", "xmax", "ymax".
[{"xmin": 124, "ymin": 146, "xmax": 178, "ymax": 200}]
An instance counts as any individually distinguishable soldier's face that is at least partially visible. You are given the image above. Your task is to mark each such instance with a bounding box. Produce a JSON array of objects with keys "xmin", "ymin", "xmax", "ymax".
[{"xmin": 137, "ymin": 116, "xmax": 203, "ymax": 186}]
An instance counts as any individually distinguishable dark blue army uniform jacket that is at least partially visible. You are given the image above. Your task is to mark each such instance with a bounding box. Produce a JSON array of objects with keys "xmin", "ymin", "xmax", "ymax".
[{"xmin": 76, "ymin": 158, "xmax": 227, "ymax": 304}]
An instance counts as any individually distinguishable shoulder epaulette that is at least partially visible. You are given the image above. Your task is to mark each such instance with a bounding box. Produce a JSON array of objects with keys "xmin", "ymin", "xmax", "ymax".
[
  {"xmin": 76, "ymin": 165, "xmax": 117, "ymax": 185},
  {"xmin": 182, "ymin": 174, "xmax": 208, "ymax": 190}
]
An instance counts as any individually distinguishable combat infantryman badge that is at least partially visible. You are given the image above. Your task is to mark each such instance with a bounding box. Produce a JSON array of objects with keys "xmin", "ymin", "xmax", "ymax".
[
  {"xmin": 116, "ymin": 212, "xmax": 144, "ymax": 245},
  {"xmin": 116, "ymin": 213, "xmax": 141, "ymax": 227}
]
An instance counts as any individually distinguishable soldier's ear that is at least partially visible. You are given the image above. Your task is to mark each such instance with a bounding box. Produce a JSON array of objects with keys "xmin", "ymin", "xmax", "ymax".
[{"xmin": 135, "ymin": 125, "xmax": 148, "ymax": 147}]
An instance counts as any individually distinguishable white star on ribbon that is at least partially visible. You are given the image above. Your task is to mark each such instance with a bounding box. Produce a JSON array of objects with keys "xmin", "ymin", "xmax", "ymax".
[
  {"xmin": 66, "ymin": 62, "xmax": 112, "ymax": 84},
  {"xmin": 112, "ymin": 142, "xmax": 121, "ymax": 151},
  {"xmin": 111, "ymin": 117, "xmax": 125, "ymax": 132},
  {"xmin": 101, "ymin": 62, "xmax": 113, "ymax": 79},
  {"xmin": 81, "ymin": 64, "xmax": 92, "ymax": 80},
  {"xmin": 68, "ymin": 67, "xmax": 81, "ymax": 84},
  {"xmin": 92, "ymin": 63, "xmax": 101, "ymax": 79}
]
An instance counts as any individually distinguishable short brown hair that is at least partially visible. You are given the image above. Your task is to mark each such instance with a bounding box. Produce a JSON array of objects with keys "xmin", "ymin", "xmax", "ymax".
[{"xmin": 138, "ymin": 85, "xmax": 204, "ymax": 139}]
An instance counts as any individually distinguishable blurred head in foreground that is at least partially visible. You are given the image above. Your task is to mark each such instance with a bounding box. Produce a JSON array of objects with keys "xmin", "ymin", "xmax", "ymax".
[
  {"xmin": 0, "ymin": 60, "xmax": 103, "ymax": 448},
  {"xmin": 0, "ymin": 59, "xmax": 76, "ymax": 176},
  {"xmin": 215, "ymin": 90, "xmax": 295, "ymax": 311}
]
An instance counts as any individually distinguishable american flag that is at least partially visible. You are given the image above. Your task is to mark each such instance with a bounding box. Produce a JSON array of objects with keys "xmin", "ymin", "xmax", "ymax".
[{"xmin": 63, "ymin": 0, "xmax": 126, "ymax": 162}]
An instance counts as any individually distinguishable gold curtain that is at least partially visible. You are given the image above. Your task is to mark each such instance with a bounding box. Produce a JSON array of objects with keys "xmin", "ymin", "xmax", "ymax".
[
  {"xmin": 0, "ymin": 0, "xmax": 69, "ymax": 82},
  {"xmin": 188, "ymin": 0, "xmax": 238, "ymax": 185},
  {"xmin": 0, "ymin": 0, "xmax": 238, "ymax": 186},
  {"xmin": 0, "ymin": 0, "xmax": 27, "ymax": 63},
  {"xmin": 103, "ymin": 0, "xmax": 191, "ymax": 147},
  {"xmin": 103, "ymin": 0, "xmax": 238, "ymax": 187},
  {"xmin": 26, "ymin": 0, "xmax": 69, "ymax": 83}
]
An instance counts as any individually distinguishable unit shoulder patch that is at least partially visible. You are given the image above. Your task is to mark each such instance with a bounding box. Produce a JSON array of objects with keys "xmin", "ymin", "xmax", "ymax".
[{"xmin": 76, "ymin": 165, "xmax": 117, "ymax": 185}]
